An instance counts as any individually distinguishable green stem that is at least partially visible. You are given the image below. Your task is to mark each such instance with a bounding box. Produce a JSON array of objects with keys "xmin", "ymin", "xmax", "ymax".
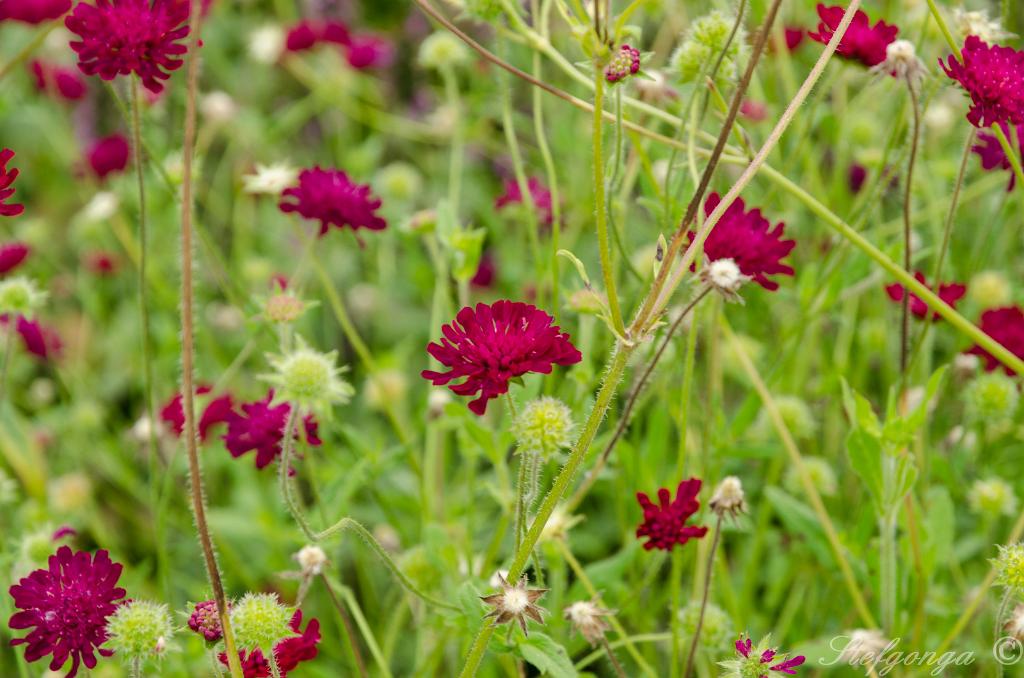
[
  {"xmin": 879, "ymin": 505, "xmax": 898, "ymax": 634},
  {"xmin": 440, "ymin": 65, "xmax": 464, "ymax": 211},
  {"xmin": 267, "ymin": 653, "xmax": 283, "ymax": 678},
  {"xmin": 130, "ymin": 657, "xmax": 142, "ymax": 678},
  {"xmin": 319, "ymin": 574, "xmax": 369, "ymax": 678},
  {"xmin": 278, "ymin": 407, "xmax": 315, "ymax": 541},
  {"xmin": 592, "ymin": 67, "xmax": 627, "ymax": 338},
  {"xmin": 993, "ymin": 124, "xmax": 1024, "ymax": 194},
  {"xmin": 899, "ymin": 80, "xmax": 921, "ymax": 379},
  {"xmin": 337, "ymin": 583, "xmax": 395, "ymax": 678}
]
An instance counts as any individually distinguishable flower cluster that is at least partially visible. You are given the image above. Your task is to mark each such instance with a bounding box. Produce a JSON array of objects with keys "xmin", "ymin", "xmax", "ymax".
[
  {"xmin": 279, "ymin": 167, "xmax": 387, "ymax": 236},
  {"xmin": 940, "ymin": 36, "xmax": 1024, "ymax": 128},
  {"xmin": 690, "ymin": 193, "xmax": 796, "ymax": 291},
  {"xmin": 635, "ymin": 478, "xmax": 708, "ymax": 551},
  {"xmin": 422, "ymin": 301, "xmax": 582, "ymax": 415},
  {"xmin": 224, "ymin": 390, "xmax": 322, "ymax": 470},
  {"xmin": 7, "ymin": 546, "xmax": 126, "ymax": 677},
  {"xmin": 605, "ymin": 44, "xmax": 641, "ymax": 83},
  {"xmin": 0, "ymin": 148, "xmax": 25, "ymax": 218},
  {"xmin": 809, "ymin": 4, "xmax": 898, "ymax": 68},
  {"xmin": 885, "ymin": 272, "xmax": 966, "ymax": 321},
  {"xmin": 66, "ymin": 0, "xmax": 191, "ymax": 94},
  {"xmin": 966, "ymin": 306, "xmax": 1024, "ymax": 374}
]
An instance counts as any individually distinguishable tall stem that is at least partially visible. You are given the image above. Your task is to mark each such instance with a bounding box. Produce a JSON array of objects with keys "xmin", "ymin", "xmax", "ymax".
[
  {"xmin": 278, "ymin": 407, "xmax": 315, "ymax": 541},
  {"xmin": 592, "ymin": 68, "xmax": 626, "ymax": 337},
  {"xmin": 899, "ymin": 80, "xmax": 920, "ymax": 379},
  {"xmin": 682, "ymin": 515, "xmax": 724, "ymax": 678},
  {"xmin": 879, "ymin": 505, "xmax": 898, "ymax": 634},
  {"xmin": 178, "ymin": 3, "xmax": 244, "ymax": 676}
]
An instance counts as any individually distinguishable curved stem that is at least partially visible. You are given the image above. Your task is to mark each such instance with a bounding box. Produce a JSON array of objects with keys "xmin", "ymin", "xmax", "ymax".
[{"xmin": 278, "ymin": 407, "xmax": 315, "ymax": 541}]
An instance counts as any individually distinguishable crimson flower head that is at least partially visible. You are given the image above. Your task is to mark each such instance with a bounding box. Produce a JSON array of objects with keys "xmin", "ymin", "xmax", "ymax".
[
  {"xmin": 885, "ymin": 272, "xmax": 966, "ymax": 321},
  {"xmin": 0, "ymin": 148, "xmax": 25, "ymax": 218},
  {"xmin": 941, "ymin": 36, "xmax": 1024, "ymax": 128},
  {"xmin": 7, "ymin": 546, "xmax": 126, "ymax": 677},
  {"xmin": 29, "ymin": 60, "xmax": 88, "ymax": 101},
  {"xmin": 0, "ymin": 242, "xmax": 30, "ymax": 275},
  {"xmin": 973, "ymin": 122, "xmax": 1024, "ymax": 190},
  {"xmin": 86, "ymin": 134, "xmax": 129, "ymax": 180},
  {"xmin": 689, "ymin": 193, "xmax": 796, "ymax": 290},
  {"xmin": 223, "ymin": 390, "xmax": 322, "ymax": 470},
  {"xmin": 345, "ymin": 35, "xmax": 394, "ymax": 70},
  {"xmin": 219, "ymin": 610, "xmax": 321, "ymax": 677},
  {"xmin": 15, "ymin": 316, "xmax": 62, "ymax": 361},
  {"xmin": 160, "ymin": 386, "xmax": 234, "ymax": 441},
  {"xmin": 808, "ymin": 4, "xmax": 898, "ymax": 68},
  {"xmin": 65, "ymin": 0, "xmax": 190, "ymax": 94},
  {"xmin": 187, "ymin": 600, "xmax": 224, "ymax": 643},
  {"xmin": 967, "ymin": 306, "xmax": 1024, "ymax": 374},
  {"xmin": 0, "ymin": 0, "xmax": 69, "ymax": 23},
  {"xmin": 279, "ymin": 167, "xmax": 387, "ymax": 236},
  {"xmin": 285, "ymin": 20, "xmax": 319, "ymax": 51},
  {"xmin": 635, "ymin": 478, "xmax": 708, "ymax": 551},
  {"xmin": 784, "ymin": 27, "xmax": 805, "ymax": 51},
  {"xmin": 422, "ymin": 300, "xmax": 582, "ymax": 415},
  {"xmin": 732, "ymin": 636, "xmax": 806, "ymax": 676},
  {"xmin": 495, "ymin": 177, "xmax": 554, "ymax": 226}
]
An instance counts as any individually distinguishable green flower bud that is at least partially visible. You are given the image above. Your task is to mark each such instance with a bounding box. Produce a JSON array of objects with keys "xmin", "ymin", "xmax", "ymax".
[
  {"xmin": 512, "ymin": 397, "xmax": 575, "ymax": 458},
  {"xmin": 105, "ymin": 600, "xmax": 174, "ymax": 660},
  {"xmin": 419, "ymin": 32, "xmax": 469, "ymax": 70},
  {"xmin": 968, "ymin": 477, "xmax": 1018, "ymax": 518},
  {"xmin": 0, "ymin": 277, "xmax": 46, "ymax": 316},
  {"xmin": 963, "ymin": 372, "xmax": 1019, "ymax": 424},
  {"xmin": 669, "ymin": 10, "xmax": 749, "ymax": 84},
  {"xmin": 784, "ymin": 456, "xmax": 838, "ymax": 497},
  {"xmin": 969, "ymin": 270, "xmax": 1012, "ymax": 309},
  {"xmin": 264, "ymin": 291, "xmax": 310, "ymax": 325},
  {"xmin": 230, "ymin": 593, "xmax": 292, "ymax": 652},
  {"xmin": 679, "ymin": 600, "xmax": 733, "ymax": 653},
  {"xmin": 994, "ymin": 543, "xmax": 1024, "ymax": 591},
  {"xmin": 376, "ymin": 163, "xmax": 423, "ymax": 203},
  {"xmin": 753, "ymin": 396, "xmax": 816, "ymax": 441},
  {"xmin": 264, "ymin": 337, "xmax": 354, "ymax": 414}
]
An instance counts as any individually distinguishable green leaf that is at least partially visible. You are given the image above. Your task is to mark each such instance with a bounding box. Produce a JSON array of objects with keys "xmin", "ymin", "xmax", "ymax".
[
  {"xmin": 840, "ymin": 379, "xmax": 882, "ymax": 437},
  {"xmin": 764, "ymin": 487, "xmax": 834, "ymax": 568},
  {"xmin": 557, "ymin": 249, "xmax": 592, "ymax": 287},
  {"xmin": 516, "ymin": 632, "xmax": 578, "ymax": 677},
  {"xmin": 844, "ymin": 428, "xmax": 885, "ymax": 514}
]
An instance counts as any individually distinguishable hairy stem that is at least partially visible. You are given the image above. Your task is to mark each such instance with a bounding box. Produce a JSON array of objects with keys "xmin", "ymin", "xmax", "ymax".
[
  {"xmin": 682, "ymin": 515, "xmax": 724, "ymax": 678},
  {"xmin": 592, "ymin": 67, "xmax": 627, "ymax": 337},
  {"xmin": 278, "ymin": 407, "xmax": 315, "ymax": 541}
]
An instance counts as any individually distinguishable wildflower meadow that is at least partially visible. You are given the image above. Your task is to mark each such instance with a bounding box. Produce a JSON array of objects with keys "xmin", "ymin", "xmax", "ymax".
[{"xmin": 3, "ymin": 0, "xmax": 1024, "ymax": 675}]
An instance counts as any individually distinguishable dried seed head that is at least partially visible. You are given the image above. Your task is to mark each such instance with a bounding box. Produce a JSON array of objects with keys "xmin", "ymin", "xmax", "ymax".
[
  {"xmin": 872, "ymin": 39, "xmax": 927, "ymax": 85},
  {"xmin": 969, "ymin": 270, "xmax": 1012, "ymax": 308},
  {"xmin": 709, "ymin": 476, "xmax": 746, "ymax": 518},
  {"xmin": 954, "ymin": 8, "xmax": 1014, "ymax": 44},
  {"xmin": 701, "ymin": 258, "xmax": 750, "ymax": 303},
  {"xmin": 419, "ymin": 32, "xmax": 469, "ymax": 70},
  {"xmin": 295, "ymin": 545, "xmax": 328, "ymax": 576},
  {"xmin": 540, "ymin": 507, "xmax": 584, "ymax": 543},
  {"xmin": 564, "ymin": 600, "xmax": 612, "ymax": 645},
  {"xmin": 480, "ymin": 574, "xmax": 548, "ymax": 636},
  {"xmin": 1004, "ymin": 603, "xmax": 1024, "ymax": 641}
]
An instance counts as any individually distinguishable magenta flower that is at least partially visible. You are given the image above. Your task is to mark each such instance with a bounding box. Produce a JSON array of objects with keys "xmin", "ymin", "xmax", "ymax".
[
  {"xmin": 66, "ymin": 0, "xmax": 190, "ymax": 94},
  {"xmin": 223, "ymin": 391, "xmax": 322, "ymax": 470},
  {"xmin": 973, "ymin": 123, "xmax": 1024, "ymax": 190},
  {"xmin": 967, "ymin": 305, "xmax": 1024, "ymax": 374},
  {"xmin": 8, "ymin": 546, "xmax": 126, "ymax": 677},
  {"xmin": 733, "ymin": 636, "xmax": 806, "ymax": 676},
  {"xmin": 160, "ymin": 386, "xmax": 234, "ymax": 442},
  {"xmin": 941, "ymin": 36, "xmax": 1024, "ymax": 128},
  {"xmin": 0, "ymin": 0, "xmax": 69, "ymax": 23},
  {"xmin": 689, "ymin": 193, "xmax": 796, "ymax": 291},
  {"xmin": 285, "ymin": 20, "xmax": 319, "ymax": 52},
  {"xmin": 422, "ymin": 300, "xmax": 582, "ymax": 415},
  {"xmin": 885, "ymin": 272, "xmax": 966, "ymax": 321},
  {"xmin": 15, "ymin": 316, "xmax": 61, "ymax": 361},
  {"xmin": 605, "ymin": 44, "xmax": 641, "ymax": 83},
  {"xmin": 30, "ymin": 60, "xmax": 88, "ymax": 101},
  {"xmin": 219, "ymin": 610, "xmax": 321, "ymax": 677},
  {"xmin": 187, "ymin": 600, "xmax": 224, "ymax": 642},
  {"xmin": 848, "ymin": 163, "xmax": 867, "ymax": 193},
  {"xmin": 0, "ymin": 242, "xmax": 30, "ymax": 276},
  {"xmin": 808, "ymin": 4, "xmax": 898, "ymax": 68},
  {"xmin": 279, "ymin": 167, "xmax": 387, "ymax": 236},
  {"xmin": 0, "ymin": 148, "xmax": 25, "ymax": 218},
  {"xmin": 471, "ymin": 251, "xmax": 496, "ymax": 288},
  {"xmin": 784, "ymin": 27, "xmax": 805, "ymax": 52},
  {"xmin": 635, "ymin": 478, "xmax": 708, "ymax": 551},
  {"xmin": 86, "ymin": 134, "xmax": 129, "ymax": 180},
  {"xmin": 495, "ymin": 177, "xmax": 554, "ymax": 226},
  {"xmin": 345, "ymin": 34, "xmax": 393, "ymax": 70}
]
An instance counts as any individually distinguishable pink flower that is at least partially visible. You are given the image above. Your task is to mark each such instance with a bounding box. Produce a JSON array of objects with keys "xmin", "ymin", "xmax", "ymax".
[
  {"xmin": 345, "ymin": 34, "xmax": 393, "ymax": 70},
  {"xmin": 941, "ymin": 36, "xmax": 1024, "ymax": 128},
  {"xmin": 471, "ymin": 251, "xmax": 496, "ymax": 288},
  {"xmin": 0, "ymin": 148, "xmax": 25, "ymax": 218},
  {"xmin": 160, "ymin": 386, "xmax": 234, "ymax": 442},
  {"xmin": 784, "ymin": 26, "xmax": 805, "ymax": 51},
  {"xmin": 29, "ymin": 60, "xmax": 87, "ymax": 101},
  {"xmin": 740, "ymin": 100, "xmax": 767, "ymax": 122},
  {"xmin": 0, "ymin": 0, "xmax": 69, "ymax": 23},
  {"xmin": 187, "ymin": 600, "xmax": 224, "ymax": 642},
  {"xmin": 223, "ymin": 391, "xmax": 322, "ymax": 470},
  {"xmin": 605, "ymin": 44, "xmax": 641, "ymax": 83},
  {"xmin": 15, "ymin": 316, "xmax": 61, "ymax": 361},
  {"xmin": 0, "ymin": 242, "xmax": 30, "ymax": 275},
  {"xmin": 422, "ymin": 300, "xmax": 582, "ymax": 415},
  {"xmin": 848, "ymin": 163, "xmax": 867, "ymax": 193},
  {"xmin": 85, "ymin": 134, "xmax": 129, "ymax": 180},
  {"xmin": 688, "ymin": 193, "xmax": 796, "ymax": 290},
  {"xmin": 885, "ymin": 272, "xmax": 966, "ymax": 321},
  {"xmin": 734, "ymin": 636, "xmax": 806, "ymax": 676},
  {"xmin": 808, "ymin": 4, "xmax": 898, "ymax": 68},
  {"xmin": 967, "ymin": 306, "xmax": 1024, "ymax": 374},
  {"xmin": 7, "ymin": 546, "xmax": 126, "ymax": 677},
  {"xmin": 495, "ymin": 177, "xmax": 554, "ymax": 226},
  {"xmin": 219, "ymin": 610, "xmax": 321, "ymax": 677},
  {"xmin": 635, "ymin": 478, "xmax": 708, "ymax": 551},
  {"xmin": 973, "ymin": 122, "xmax": 1024, "ymax": 190},
  {"xmin": 279, "ymin": 167, "xmax": 387, "ymax": 235},
  {"xmin": 66, "ymin": 0, "xmax": 190, "ymax": 94},
  {"xmin": 285, "ymin": 20, "xmax": 319, "ymax": 52}
]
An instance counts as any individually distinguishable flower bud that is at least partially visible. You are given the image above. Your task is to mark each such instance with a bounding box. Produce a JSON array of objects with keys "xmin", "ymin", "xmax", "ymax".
[
  {"xmin": 295, "ymin": 544, "xmax": 328, "ymax": 576},
  {"xmin": 679, "ymin": 600, "xmax": 733, "ymax": 650},
  {"xmin": 419, "ymin": 32, "xmax": 469, "ymax": 70},
  {"xmin": 994, "ymin": 543, "xmax": 1024, "ymax": 591},
  {"xmin": 512, "ymin": 397, "xmax": 575, "ymax": 459},
  {"xmin": 376, "ymin": 162, "xmax": 423, "ymax": 203},
  {"xmin": 669, "ymin": 11, "xmax": 749, "ymax": 84},
  {"xmin": 105, "ymin": 600, "xmax": 174, "ymax": 660},
  {"xmin": 264, "ymin": 337, "xmax": 354, "ymax": 414},
  {"xmin": 230, "ymin": 593, "xmax": 292, "ymax": 652},
  {"xmin": 188, "ymin": 600, "xmax": 224, "ymax": 642},
  {"xmin": 963, "ymin": 372, "xmax": 1019, "ymax": 424},
  {"xmin": 605, "ymin": 44, "xmax": 641, "ymax": 83},
  {"xmin": 264, "ymin": 290, "xmax": 308, "ymax": 324},
  {"xmin": 969, "ymin": 270, "xmax": 1012, "ymax": 309},
  {"xmin": 0, "ymin": 276, "xmax": 46, "ymax": 316},
  {"xmin": 968, "ymin": 477, "xmax": 1018, "ymax": 518}
]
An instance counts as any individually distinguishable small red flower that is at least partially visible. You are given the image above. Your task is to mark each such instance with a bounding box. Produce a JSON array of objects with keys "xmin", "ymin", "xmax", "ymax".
[
  {"xmin": 29, "ymin": 60, "xmax": 87, "ymax": 101},
  {"xmin": 7, "ymin": 546, "xmax": 126, "ymax": 677},
  {"xmin": 0, "ymin": 148, "xmax": 25, "ymax": 218},
  {"xmin": 85, "ymin": 134, "xmax": 130, "ymax": 180},
  {"xmin": 967, "ymin": 305, "xmax": 1024, "ymax": 375},
  {"xmin": 885, "ymin": 272, "xmax": 966, "ymax": 321},
  {"xmin": 495, "ymin": 177, "xmax": 554, "ymax": 227},
  {"xmin": 223, "ymin": 390, "xmax": 322, "ymax": 470},
  {"xmin": 973, "ymin": 122, "xmax": 1024, "ymax": 190},
  {"xmin": 635, "ymin": 478, "xmax": 708, "ymax": 551},
  {"xmin": 279, "ymin": 167, "xmax": 387, "ymax": 236},
  {"xmin": 65, "ymin": 0, "xmax": 190, "ymax": 94},
  {"xmin": 422, "ymin": 300, "xmax": 582, "ymax": 415},
  {"xmin": 941, "ymin": 36, "xmax": 1024, "ymax": 128},
  {"xmin": 219, "ymin": 610, "xmax": 321, "ymax": 677},
  {"xmin": 471, "ymin": 251, "xmax": 496, "ymax": 288},
  {"xmin": 848, "ymin": 163, "xmax": 867, "ymax": 193},
  {"xmin": 0, "ymin": 0, "xmax": 69, "ymax": 23},
  {"xmin": 688, "ymin": 193, "xmax": 796, "ymax": 291},
  {"xmin": 83, "ymin": 250, "xmax": 119, "ymax": 276},
  {"xmin": 784, "ymin": 26, "xmax": 805, "ymax": 51},
  {"xmin": 187, "ymin": 600, "xmax": 224, "ymax": 642},
  {"xmin": 160, "ymin": 386, "xmax": 234, "ymax": 441},
  {"xmin": 808, "ymin": 4, "xmax": 898, "ymax": 68},
  {"xmin": 14, "ymin": 316, "xmax": 62, "ymax": 361},
  {"xmin": 285, "ymin": 20, "xmax": 319, "ymax": 52},
  {"xmin": 740, "ymin": 99, "xmax": 767, "ymax": 122},
  {"xmin": 604, "ymin": 44, "xmax": 641, "ymax": 83},
  {"xmin": 734, "ymin": 636, "xmax": 806, "ymax": 675},
  {"xmin": 345, "ymin": 34, "xmax": 393, "ymax": 70},
  {"xmin": 0, "ymin": 242, "xmax": 30, "ymax": 275}
]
